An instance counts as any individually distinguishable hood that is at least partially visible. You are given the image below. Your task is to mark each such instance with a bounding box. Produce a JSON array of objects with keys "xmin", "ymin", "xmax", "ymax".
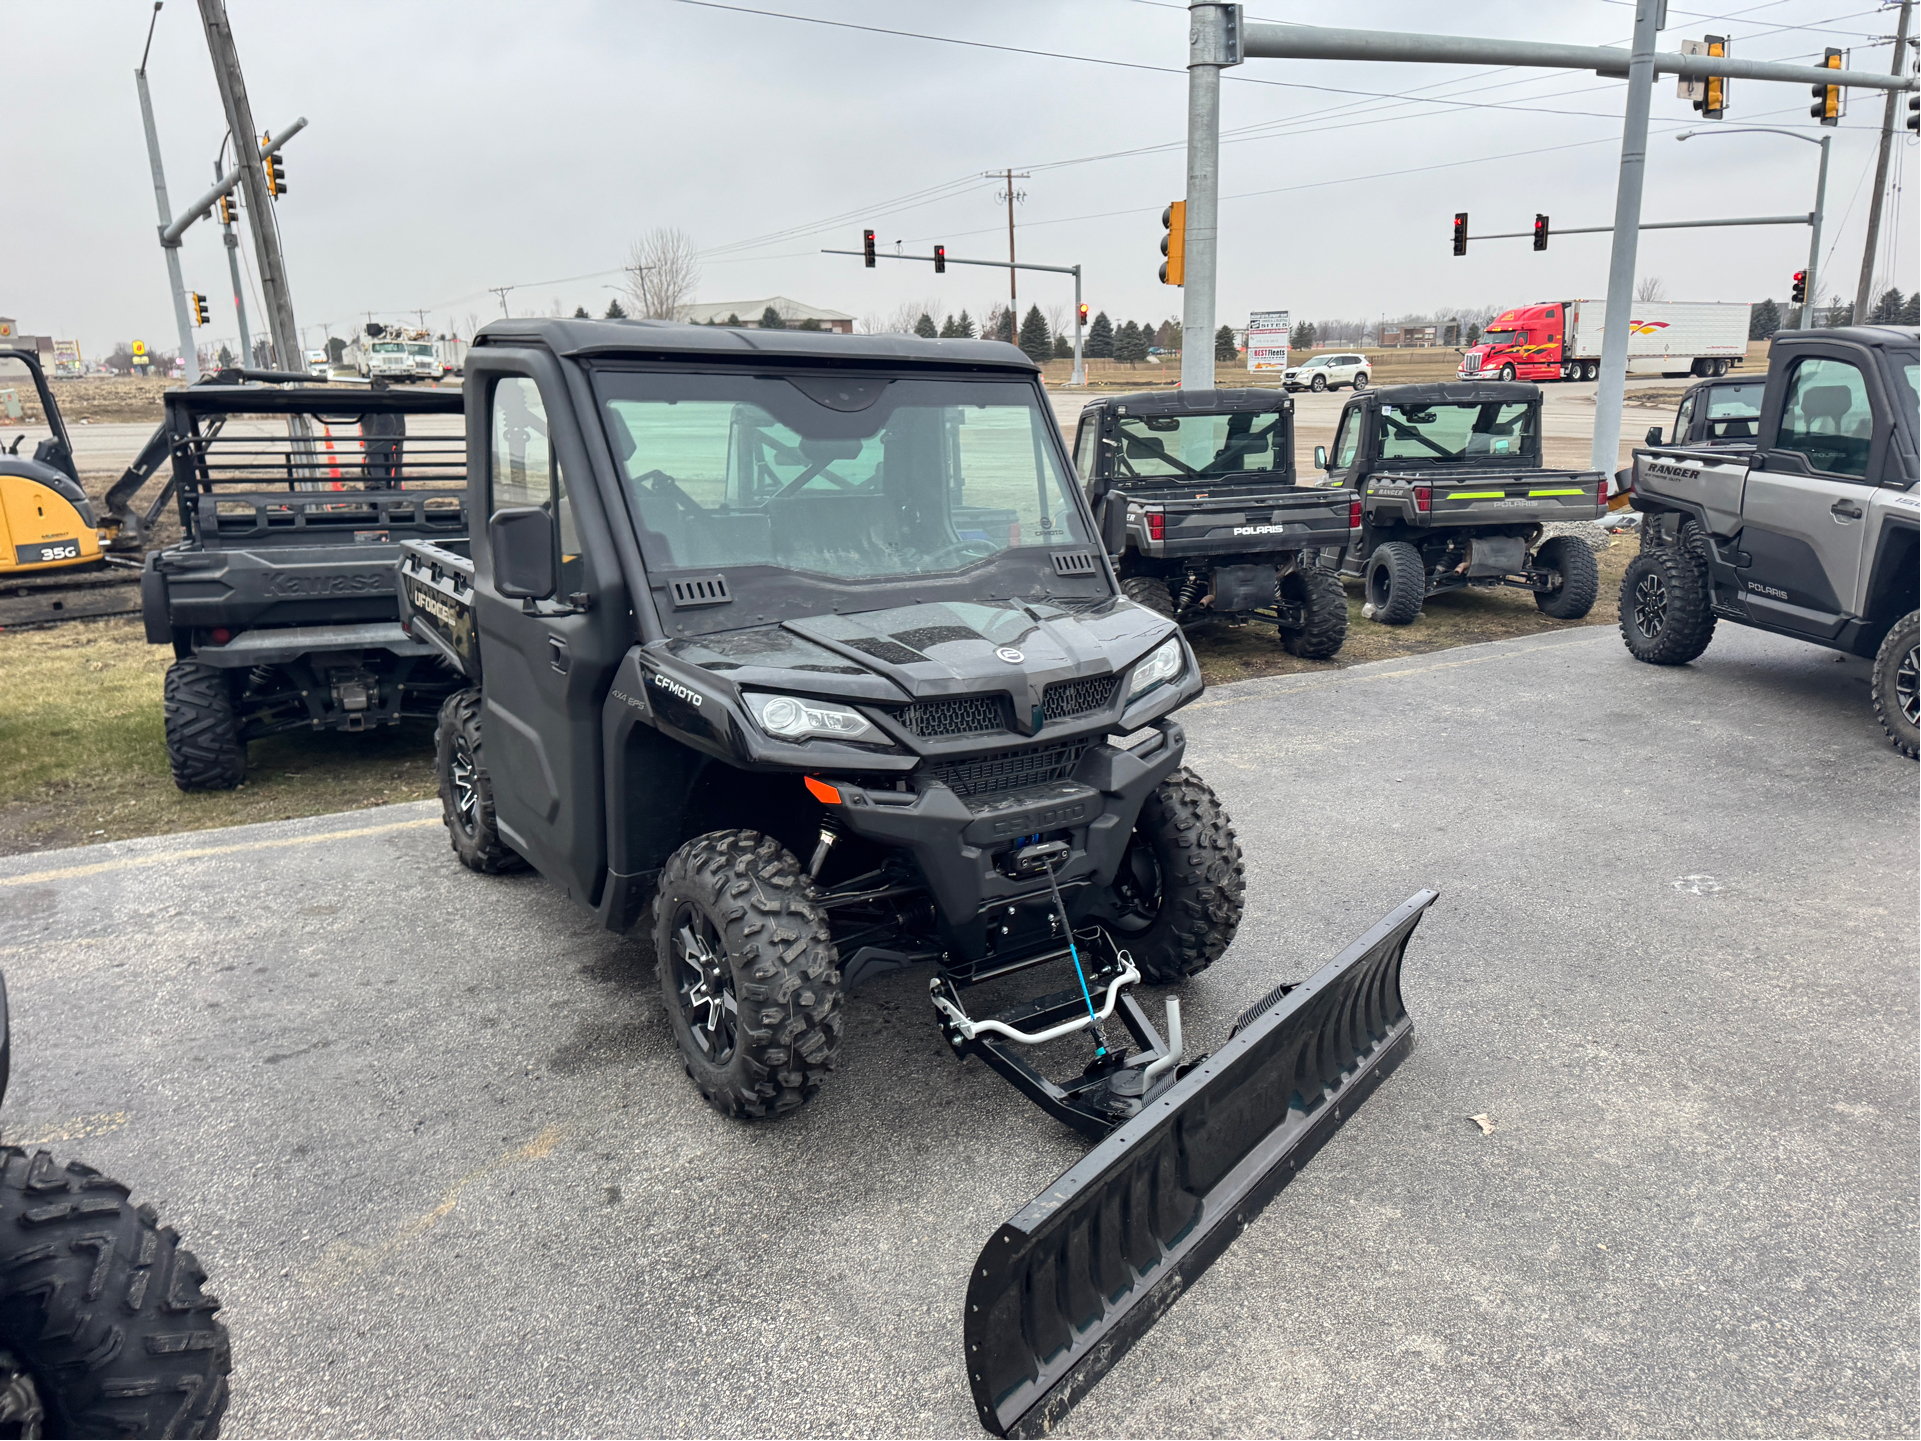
[{"xmin": 666, "ymin": 596, "xmax": 1173, "ymax": 737}]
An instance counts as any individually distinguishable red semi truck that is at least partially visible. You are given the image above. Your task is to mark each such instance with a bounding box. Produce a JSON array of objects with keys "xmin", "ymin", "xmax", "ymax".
[{"xmin": 1458, "ymin": 299, "xmax": 1751, "ymax": 383}]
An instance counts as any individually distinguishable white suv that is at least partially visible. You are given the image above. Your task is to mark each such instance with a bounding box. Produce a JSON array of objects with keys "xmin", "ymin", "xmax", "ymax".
[{"xmin": 1283, "ymin": 352, "xmax": 1371, "ymax": 392}]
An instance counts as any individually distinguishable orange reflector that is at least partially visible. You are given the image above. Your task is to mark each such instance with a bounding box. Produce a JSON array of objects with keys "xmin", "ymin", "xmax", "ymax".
[{"xmin": 803, "ymin": 776, "xmax": 841, "ymax": 805}]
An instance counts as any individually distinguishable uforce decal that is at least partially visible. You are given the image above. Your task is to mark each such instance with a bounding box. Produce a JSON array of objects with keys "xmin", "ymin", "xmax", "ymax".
[
  {"xmin": 1645, "ymin": 461, "xmax": 1701, "ymax": 485},
  {"xmin": 1230, "ymin": 523, "xmax": 1289, "ymax": 536},
  {"xmin": 651, "ymin": 673, "xmax": 704, "ymax": 707},
  {"xmin": 405, "ymin": 582, "xmax": 462, "ymax": 630}
]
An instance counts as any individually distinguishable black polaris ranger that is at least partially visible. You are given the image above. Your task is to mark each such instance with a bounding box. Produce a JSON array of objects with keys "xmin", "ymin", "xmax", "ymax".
[
  {"xmin": 397, "ymin": 319, "xmax": 1438, "ymax": 1437},
  {"xmin": 1320, "ymin": 380, "xmax": 1607, "ymax": 624},
  {"xmin": 142, "ymin": 381, "xmax": 468, "ymax": 789},
  {"xmin": 1071, "ymin": 388, "xmax": 1352, "ymax": 657}
]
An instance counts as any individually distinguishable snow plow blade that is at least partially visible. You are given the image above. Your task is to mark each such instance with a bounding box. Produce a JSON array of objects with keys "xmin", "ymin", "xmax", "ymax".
[{"xmin": 964, "ymin": 889, "xmax": 1438, "ymax": 1437}]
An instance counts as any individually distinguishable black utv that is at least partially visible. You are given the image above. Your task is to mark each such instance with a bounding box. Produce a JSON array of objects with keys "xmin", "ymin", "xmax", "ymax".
[
  {"xmin": 397, "ymin": 319, "xmax": 1438, "ymax": 1438},
  {"xmin": 1071, "ymin": 388, "xmax": 1352, "ymax": 657},
  {"xmin": 1319, "ymin": 380, "xmax": 1607, "ymax": 625}
]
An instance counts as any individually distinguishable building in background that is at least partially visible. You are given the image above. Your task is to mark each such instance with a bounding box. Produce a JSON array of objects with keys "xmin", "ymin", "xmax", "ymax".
[
  {"xmin": 678, "ymin": 297, "xmax": 854, "ymax": 333},
  {"xmin": 1380, "ymin": 321, "xmax": 1463, "ymax": 348}
]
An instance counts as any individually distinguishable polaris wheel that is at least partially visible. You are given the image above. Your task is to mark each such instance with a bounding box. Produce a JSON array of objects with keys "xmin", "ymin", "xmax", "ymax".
[
  {"xmin": 1871, "ymin": 610, "xmax": 1919, "ymax": 759},
  {"xmin": 0, "ymin": 1149, "xmax": 230, "ymax": 1438},
  {"xmin": 653, "ymin": 830, "xmax": 843, "ymax": 1119},
  {"xmin": 1364, "ymin": 541, "xmax": 1426, "ymax": 625},
  {"xmin": 1533, "ymin": 535, "xmax": 1600, "ymax": 620},
  {"xmin": 435, "ymin": 689, "xmax": 525, "ymax": 874},
  {"xmin": 1102, "ymin": 768, "xmax": 1244, "ymax": 984},
  {"xmin": 1310, "ymin": 373, "xmax": 1327, "ymax": 392},
  {"xmin": 1619, "ymin": 547, "xmax": 1715, "ymax": 665},
  {"xmin": 1121, "ymin": 575, "xmax": 1177, "ymax": 618},
  {"xmin": 163, "ymin": 660, "xmax": 245, "ymax": 792},
  {"xmin": 1278, "ymin": 566, "xmax": 1349, "ymax": 658}
]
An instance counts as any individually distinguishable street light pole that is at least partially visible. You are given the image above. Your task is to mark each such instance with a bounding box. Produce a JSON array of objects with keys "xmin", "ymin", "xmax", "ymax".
[
  {"xmin": 1677, "ymin": 126, "xmax": 1831, "ymax": 328},
  {"xmin": 1180, "ymin": 3, "xmax": 1237, "ymax": 392},
  {"xmin": 134, "ymin": 3, "xmax": 201, "ymax": 382}
]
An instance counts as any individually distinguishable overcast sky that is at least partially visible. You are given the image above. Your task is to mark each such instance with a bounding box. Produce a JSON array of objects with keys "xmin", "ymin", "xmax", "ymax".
[{"xmin": 12, "ymin": 0, "xmax": 1917, "ymax": 360}]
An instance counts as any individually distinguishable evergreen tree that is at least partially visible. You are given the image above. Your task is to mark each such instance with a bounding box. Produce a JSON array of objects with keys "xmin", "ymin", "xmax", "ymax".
[
  {"xmin": 604, "ymin": 298, "xmax": 628, "ymax": 319},
  {"xmin": 994, "ymin": 308, "xmax": 1015, "ymax": 344},
  {"xmin": 1869, "ymin": 287, "xmax": 1906, "ymax": 324},
  {"xmin": 1017, "ymin": 305, "xmax": 1051, "ymax": 364},
  {"xmin": 939, "ymin": 314, "xmax": 959, "ymax": 338},
  {"xmin": 1214, "ymin": 324, "xmax": 1237, "ymax": 361},
  {"xmin": 1085, "ymin": 311, "xmax": 1114, "ymax": 359},
  {"xmin": 954, "ymin": 309, "xmax": 977, "ymax": 339},
  {"xmin": 1052, "ymin": 333, "xmax": 1074, "ymax": 359},
  {"xmin": 914, "ymin": 313, "xmax": 939, "ymax": 339},
  {"xmin": 1294, "ymin": 320, "xmax": 1317, "ymax": 351},
  {"xmin": 797, "ymin": 317, "xmax": 823, "ymax": 331},
  {"xmin": 1749, "ymin": 298, "xmax": 1782, "ymax": 339},
  {"xmin": 1156, "ymin": 319, "xmax": 1180, "ymax": 351},
  {"xmin": 572, "ymin": 305, "xmax": 590, "ymax": 318},
  {"xmin": 1903, "ymin": 292, "xmax": 1920, "ymax": 326},
  {"xmin": 760, "ymin": 306, "xmax": 786, "ymax": 330},
  {"xmin": 1466, "ymin": 322, "xmax": 1482, "ymax": 346},
  {"xmin": 725, "ymin": 313, "xmax": 742, "ymax": 326},
  {"xmin": 1114, "ymin": 320, "xmax": 1147, "ymax": 365}
]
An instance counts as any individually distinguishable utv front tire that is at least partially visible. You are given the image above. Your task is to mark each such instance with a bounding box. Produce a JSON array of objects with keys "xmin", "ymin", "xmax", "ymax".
[
  {"xmin": 1278, "ymin": 566, "xmax": 1349, "ymax": 658},
  {"xmin": 1533, "ymin": 535, "xmax": 1599, "ymax": 620},
  {"xmin": 1104, "ymin": 768, "xmax": 1245, "ymax": 984},
  {"xmin": 1121, "ymin": 575, "xmax": 1177, "ymax": 619},
  {"xmin": 1871, "ymin": 610, "xmax": 1919, "ymax": 759},
  {"xmin": 1619, "ymin": 547, "xmax": 1715, "ymax": 665},
  {"xmin": 654, "ymin": 831, "xmax": 843, "ymax": 1119},
  {"xmin": 435, "ymin": 689, "xmax": 525, "ymax": 873},
  {"xmin": 1364, "ymin": 542, "xmax": 1426, "ymax": 625},
  {"xmin": 0, "ymin": 1149, "xmax": 231, "ymax": 1438},
  {"xmin": 163, "ymin": 661, "xmax": 245, "ymax": 792}
]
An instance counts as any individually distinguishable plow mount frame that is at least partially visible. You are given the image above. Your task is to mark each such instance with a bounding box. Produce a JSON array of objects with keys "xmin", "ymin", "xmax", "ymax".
[{"xmin": 962, "ymin": 889, "xmax": 1438, "ymax": 1437}]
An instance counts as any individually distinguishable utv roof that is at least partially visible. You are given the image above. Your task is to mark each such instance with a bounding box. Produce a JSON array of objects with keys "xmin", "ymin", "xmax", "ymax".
[
  {"xmin": 470, "ymin": 317, "xmax": 1040, "ymax": 371},
  {"xmin": 1081, "ymin": 387, "xmax": 1290, "ymax": 417},
  {"xmin": 164, "ymin": 383, "xmax": 461, "ymax": 415},
  {"xmin": 1366, "ymin": 381, "xmax": 1540, "ymax": 406}
]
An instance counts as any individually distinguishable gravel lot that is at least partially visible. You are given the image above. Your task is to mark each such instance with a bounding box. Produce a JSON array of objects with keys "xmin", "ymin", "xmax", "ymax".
[{"xmin": 0, "ymin": 622, "xmax": 1912, "ymax": 1437}]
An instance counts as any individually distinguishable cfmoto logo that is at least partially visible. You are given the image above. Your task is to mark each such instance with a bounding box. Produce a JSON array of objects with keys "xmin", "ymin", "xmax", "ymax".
[
  {"xmin": 651, "ymin": 673, "xmax": 703, "ymax": 707},
  {"xmin": 996, "ymin": 647, "xmax": 1024, "ymax": 664}
]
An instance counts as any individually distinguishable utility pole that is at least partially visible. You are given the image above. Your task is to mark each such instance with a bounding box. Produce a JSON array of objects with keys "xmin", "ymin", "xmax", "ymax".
[
  {"xmin": 134, "ymin": 4, "xmax": 201, "ymax": 382},
  {"xmin": 197, "ymin": 0, "xmax": 297, "ymax": 370},
  {"xmin": 987, "ymin": 169, "xmax": 1029, "ymax": 305},
  {"xmin": 489, "ymin": 286, "xmax": 515, "ymax": 318},
  {"xmin": 1591, "ymin": 0, "xmax": 1662, "ymax": 474},
  {"xmin": 1854, "ymin": 0, "xmax": 1913, "ymax": 325},
  {"xmin": 1802, "ymin": 133, "xmax": 1832, "ymax": 328},
  {"xmin": 215, "ymin": 158, "xmax": 252, "ymax": 369},
  {"xmin": 1180, "ymin": 3, "xmax": 1237, "ymax": 392}
]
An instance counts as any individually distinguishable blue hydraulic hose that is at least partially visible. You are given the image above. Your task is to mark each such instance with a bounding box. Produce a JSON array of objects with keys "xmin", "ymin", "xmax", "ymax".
[{"xmin": 1043, "ymin": 857, "xmax": 1106, "ymax": 1057}]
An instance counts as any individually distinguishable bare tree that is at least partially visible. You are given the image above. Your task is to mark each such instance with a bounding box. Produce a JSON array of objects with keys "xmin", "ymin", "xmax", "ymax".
[
  {"xmin": 1045, "ymin": 304, "xmax": 1068, "ymax": 343},
  {"xmin": 462, "ymin": 311, "xmax": 483, "ymax": 340},
  {"xmin": 1634, "ymin": 275, "xmax": 1667, "ymax": 303},
  {"xmin": 625, "ymin": 226, "xmax": 703, "ymax": 320}
]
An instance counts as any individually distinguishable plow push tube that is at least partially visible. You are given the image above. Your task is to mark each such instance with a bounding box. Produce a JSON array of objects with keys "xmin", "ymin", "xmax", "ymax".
[{"xmin": 963, "ymin": 890, "xmax": 1438, "ymax": 1437}]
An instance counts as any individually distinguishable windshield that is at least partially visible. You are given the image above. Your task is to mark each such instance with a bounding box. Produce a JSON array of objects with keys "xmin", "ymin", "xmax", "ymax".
[
  {"xmin": 1704, "ymin": 383, "xmax": 1763, "ymax": 418},
  {"xmin": 409, "ymin": 344, "xmax": 434, "ymax": 356},
  {"xmin": 1113, "ymin": 411, "xmax": 1285, "ymax": 484},
  {"xmin": 1299, "ymin": 356, "xmax": 1332, "ymax": 368},
  {"xmin": 1893, "ymin": 353, "xmax": 1918, "ymax": 421},
  {"xmin": 1377, "ymin": 400, "xmax": 1537, "ymax": 461},
  {"xmin": 1479, "ymin": 329, "xmax": 1523, "ymax": 346},
  {"xmin": 595, "ymin": 372, "xmax": 1088, "ymax": 582},
  {"xmin": 371, "ymin": 343, "xmax": 402, "ymax": 353}
]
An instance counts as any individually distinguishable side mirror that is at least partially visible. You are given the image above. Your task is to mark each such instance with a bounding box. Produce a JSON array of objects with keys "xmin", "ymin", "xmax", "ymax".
[
  {"xmin": 1314, "ymin": 444, "xmax": 1328, "ymax": 470},
  {"xmin": 1645, "ymin": 426, "xmax": 1663, "ymax": 446},
  {"xmin": 490, "ymin": 506, "xmax": 556, "ymax": 600},
  {"xmin": 1099, "ymin": 494, "xmax": 1129, "ymax": 555}
]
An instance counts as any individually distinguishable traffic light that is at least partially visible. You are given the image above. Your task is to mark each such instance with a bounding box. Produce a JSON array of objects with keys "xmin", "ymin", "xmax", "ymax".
[
  {"xmin": 862, "ymin": 229, "xmax": 876, "ymax": 267},
  {"xmin": 1791, "ymin": 271, "xmax": 1807, "ymax": 305},
  {"xmin": 190, "ymin": 293, "xmax": 210, "ymax": 327},
  {"xmin": 933, "ymin": 244, "xmax": 946, "ymax": 275},
  {"xmin": 1908, "ymin": 95, "xmax": 1917, "ymax": 133},
  {"xmin": 1452, "ymin": 211, "xmax": 1468, "ymax": 257},
  {"xmin": 1159, "ymin": 201, "xmax": 1186, "ymax": 286},
  {"xmin": 1077, "ymin": 302, "xmax": 1089, "ymax": 328},
  {"xmin": 264, "ymin": 142, "xmax": 287, "ymax": 197},
  {"xmin": 1810, "ymin": 48, "xmax": 1842, "ymax": 126},
  {"xmin": 1693, "ymin": 35, "xmax": 1728, "ymax": 118},
  {"xmin": 217, "ymin": 191, "xmax": 236, "ymax": 226},
  {"xmin": 1532, "ymin": 214, "xmax": 1550, "ymax": 252}
]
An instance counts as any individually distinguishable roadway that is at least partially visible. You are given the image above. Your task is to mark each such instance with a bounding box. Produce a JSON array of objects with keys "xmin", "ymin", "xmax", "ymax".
[{"xmin": 0, "ymin": 621, "xmax": 1911, "ymax": 1436}]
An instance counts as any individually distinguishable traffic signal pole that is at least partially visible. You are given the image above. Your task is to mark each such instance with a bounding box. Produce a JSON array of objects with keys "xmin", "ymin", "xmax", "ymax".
[
  {"xmin": 1179, "ymin": 4, "xmax": 1235, "ymax": 393},
  {"xmin": 1591, "ymin": 0, "xmax": 1660, "ymax": 476},
  {"xmin": 134, "ymin": 6, "xmax": 201, "ymax": 383},
  {"xmin": 1854, "ymin": 0, "xmax": 1913, "ymax": 325},
  {"xmin": 216, "ymin": 161, "xmax": 253, "ymax": 367}
]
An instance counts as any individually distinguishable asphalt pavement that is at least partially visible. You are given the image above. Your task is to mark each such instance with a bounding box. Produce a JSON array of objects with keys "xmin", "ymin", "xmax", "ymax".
[{"xmin": 0, "ymin": 621, "xmax": 1913, "ymax": 1437}]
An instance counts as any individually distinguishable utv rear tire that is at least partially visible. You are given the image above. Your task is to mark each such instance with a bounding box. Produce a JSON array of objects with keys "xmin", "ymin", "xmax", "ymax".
[
  {"xmin": 1619, "ymin": 547, "xmax": 1715, "ymax": 665},
  {"xmin": 1533, "ymin": 536, "xmax": 1599, "ymax": 619},
  {"xmin": 1121, "ymin": 575, "xmax": 1177, "ymax": 619},
  {"xmin": 163, "ymin": 660, "xmax": 245, "ymax": 792},
  {"xmin": 654, "ymin": 830, "xmax": 843, "ymax": 1119},
  {"xmin": 435, "ymin": 688, "xmax": 525, "ymax": 874},
  {"xmin": 0, "ymin": 1149, "xmax": 231, "ymax": 1438},
  {"xmin": 1364, "ymin": 541, "xmax": 1426, "ymax": 625},
  {"xmin": 1871, "ymin": 610, "xmax": 1919, "ymax": 759},
  {"xmin": 1104, "ymin": 768, "xmax": 1244, "ymax": 984},
  {"xmin": 1278, "ymin": 566, "xmax": 1349, "ymax": 658}
]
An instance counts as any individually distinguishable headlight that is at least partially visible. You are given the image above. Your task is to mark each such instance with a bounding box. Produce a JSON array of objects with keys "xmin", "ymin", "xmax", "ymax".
[
  {"xmin": 745, "ymin": 692, "xmax": 875, "ymax": 743},
  {"xmin": 1126, "ymin": 636, "xmax": 1184, "ymax": 699}
]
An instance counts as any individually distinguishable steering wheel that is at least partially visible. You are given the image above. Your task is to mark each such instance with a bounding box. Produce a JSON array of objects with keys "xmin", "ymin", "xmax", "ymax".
[{"xmin": 921, "ymin": 538, "xmax": 1001, "ymax": 569}]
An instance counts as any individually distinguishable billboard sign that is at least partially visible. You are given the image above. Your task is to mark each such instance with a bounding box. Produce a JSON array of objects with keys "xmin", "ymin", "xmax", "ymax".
[{"xmin": 1247, "ymin": 310, "xmax": 1289, "ymax": 372}]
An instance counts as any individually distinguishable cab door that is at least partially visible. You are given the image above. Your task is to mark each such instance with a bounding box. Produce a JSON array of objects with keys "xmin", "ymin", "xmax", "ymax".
[
  {"xmin": 469, "ymin": 357, "xmax": 615, "ymax": 904},
  {"xmin": 1740, "ymin": 349, "xmax": 1889, "ymax": 632}
]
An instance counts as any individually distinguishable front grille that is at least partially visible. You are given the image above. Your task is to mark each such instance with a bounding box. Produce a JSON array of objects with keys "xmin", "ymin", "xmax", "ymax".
[
  {"xmin": 1041, "ymin": 674, "xmax": 1118, "ymax": 722},
  {"xmin": 897, "ymin": 693, "xmax": 1012, "ymax": 738},
  {"xmin": 925, "ymin": 738, "xmax": 1092, "ymax": 800},
  {"xmin": 1461, "ymin": 353, "xmax": 1482, "ymax": 375}
]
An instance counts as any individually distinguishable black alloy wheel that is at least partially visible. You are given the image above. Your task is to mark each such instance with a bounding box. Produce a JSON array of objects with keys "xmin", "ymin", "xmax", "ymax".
[
  {"xmin": 1106, "ymin": 830, "xmax": 1165, "ymax": 937},
  {"xmin": 671, "ymin": 904, "xmax": 739, "ymax": 1066},
  {"xmin": 1631, "ymin": 566, "xmax": 1669, "ymax": 638}
]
